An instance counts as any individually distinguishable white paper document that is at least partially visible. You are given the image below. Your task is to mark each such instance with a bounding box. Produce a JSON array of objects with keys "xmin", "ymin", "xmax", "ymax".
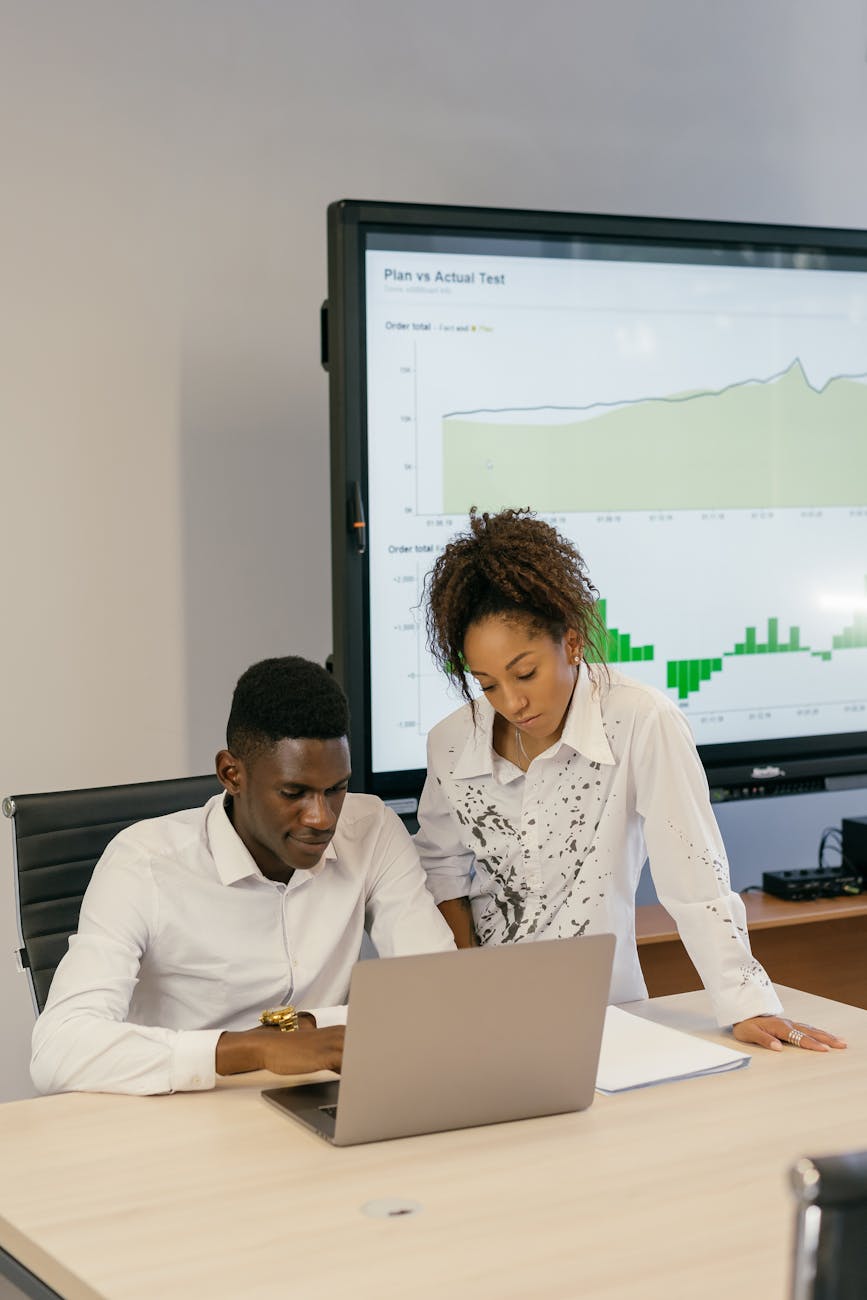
[{"xmin": 596, "ymin": 1006, "xmax": 751, "ymax": 1094}]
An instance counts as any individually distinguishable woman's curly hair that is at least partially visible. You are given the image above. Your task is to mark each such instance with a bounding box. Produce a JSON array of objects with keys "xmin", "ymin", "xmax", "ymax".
[{"xmin": 424, "ymin": 507, "xmax": 607, "ymax": 705}]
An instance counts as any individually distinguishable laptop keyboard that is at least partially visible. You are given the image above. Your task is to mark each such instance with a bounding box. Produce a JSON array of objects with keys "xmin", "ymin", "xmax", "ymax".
[{"xmin": 319, "ymin": 1104, "xmax": 339, "ymax": 1119}]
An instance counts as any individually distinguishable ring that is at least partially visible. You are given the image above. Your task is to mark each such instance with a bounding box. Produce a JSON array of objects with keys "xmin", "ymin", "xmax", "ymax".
[{"xmin": 787, "ymin": 1028, "xmax": 804, "ymax": 1047}]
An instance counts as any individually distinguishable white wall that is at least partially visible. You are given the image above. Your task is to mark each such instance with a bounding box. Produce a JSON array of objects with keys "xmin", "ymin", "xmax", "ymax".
[{"xmin": 1, "ymin": 0, "xmax": 866, "ymax": 1100}]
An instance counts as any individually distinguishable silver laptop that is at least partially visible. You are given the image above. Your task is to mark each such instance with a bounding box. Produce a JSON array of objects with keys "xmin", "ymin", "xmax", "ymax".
[{"xmin": 262, "ymin": 933, "xmax": 615, "ymax": 1146}]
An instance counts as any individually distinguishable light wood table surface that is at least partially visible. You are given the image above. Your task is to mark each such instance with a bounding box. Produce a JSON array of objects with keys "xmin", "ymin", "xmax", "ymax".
[
  {"xmin": 637, "ymin": 892, "xmax": 867, "ymax": 1008},
  {"xmin": 1, "ymin": 986, "xmax": 865, "ymax": 1300}
]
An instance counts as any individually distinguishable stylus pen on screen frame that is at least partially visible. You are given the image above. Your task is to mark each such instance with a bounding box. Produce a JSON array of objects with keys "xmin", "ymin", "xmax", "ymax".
[{"xmin": 352, "ymin": 482, "xmax": 367, "ymax": 555}]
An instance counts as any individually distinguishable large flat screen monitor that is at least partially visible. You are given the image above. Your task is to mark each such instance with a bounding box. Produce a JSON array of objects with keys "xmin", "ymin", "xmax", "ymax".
[{"xmin": 325, "ymin": 200, "xmax": 867, "ymax": 807}]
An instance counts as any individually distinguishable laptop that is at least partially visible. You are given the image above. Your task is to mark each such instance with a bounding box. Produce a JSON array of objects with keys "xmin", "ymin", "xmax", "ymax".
[{"xmin": 262, "ymin": 932, "xmax": 615, "ymax": 1146}]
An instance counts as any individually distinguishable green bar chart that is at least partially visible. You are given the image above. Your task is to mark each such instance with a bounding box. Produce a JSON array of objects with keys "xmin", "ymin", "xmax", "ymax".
[
  {"xmin": 665, "ymin": 584, "xmax": 867, "ymax": 700},
  {"xmin": 832, "ymin": 602, "xmax": 867, "ymax": 651},
  {"xmin": 592, "ymin": 599, "xmax": 655, "ymax": 664}
]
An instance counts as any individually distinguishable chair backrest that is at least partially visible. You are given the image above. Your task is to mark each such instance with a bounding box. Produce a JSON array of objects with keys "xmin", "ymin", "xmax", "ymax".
[
  {"xmin": 790, "ymin": 1149, "xmax": 867, "ymax": 1300},
  {"xmin": 3, "ymin": 775, "xmax": 222, "ymax": 1014}
]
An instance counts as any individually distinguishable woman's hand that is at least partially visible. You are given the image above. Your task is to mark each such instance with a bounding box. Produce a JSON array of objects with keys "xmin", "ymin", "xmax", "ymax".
[
  {"xmin": 437, "ymin": 897, "xmax": 479, "ymax": 948},
  {"xmin": 732, "ymin": 1015, "xmax": 847, "ymax": 1053}
]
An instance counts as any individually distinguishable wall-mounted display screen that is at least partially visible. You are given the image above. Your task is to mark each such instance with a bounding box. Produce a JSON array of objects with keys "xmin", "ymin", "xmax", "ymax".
[{"xmin": 326, "ymin": 201, "xmax": 867, "ymax": 802}]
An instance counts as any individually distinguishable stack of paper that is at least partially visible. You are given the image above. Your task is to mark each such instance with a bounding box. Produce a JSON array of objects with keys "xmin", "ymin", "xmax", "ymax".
[{"xmin": 596, "ymin": 1006, "xmax": 751, "ymax": 1094}]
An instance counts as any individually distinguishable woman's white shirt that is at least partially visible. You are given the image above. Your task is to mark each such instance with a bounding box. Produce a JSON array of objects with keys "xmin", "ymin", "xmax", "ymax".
[{"xmin": 415, "ymin": 663, "xmax": 782, "ymax": 1027}]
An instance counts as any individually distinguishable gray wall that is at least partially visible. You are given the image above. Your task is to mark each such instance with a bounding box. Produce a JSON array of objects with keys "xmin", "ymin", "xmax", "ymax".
[{"xmin": 2, "ymin": 0, "xmax": 866, "ymax": 1101}]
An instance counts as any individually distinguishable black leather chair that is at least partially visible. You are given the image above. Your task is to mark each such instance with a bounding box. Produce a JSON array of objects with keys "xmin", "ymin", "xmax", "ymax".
[
  {"xmin": 790, "ymin": 1149, "xmax": 867, "ymax": 1300},
  {"xmin": 3, "ymin": 775, "xmax": 222, "ymax": 1014}
]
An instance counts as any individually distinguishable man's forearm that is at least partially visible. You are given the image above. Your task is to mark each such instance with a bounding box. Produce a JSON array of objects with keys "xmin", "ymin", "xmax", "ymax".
[
  {"xmin": 215, "ymin": 1028, "xmax": 268, "ymax": 1076},
  {"xmin": 216, "ymin": 1024, "xmax": 345, "ymax": 1077},
  {"xmin": 216, "ymin": 1013, "xmax": 318, "ymax": 1076},
  {"xmin": 31, "ymin": 1013, "xmax": 220, "ymax": 1096},
  {"xmin": 438, "ymin": 897, "xmax": 478, "ymax": 948}
]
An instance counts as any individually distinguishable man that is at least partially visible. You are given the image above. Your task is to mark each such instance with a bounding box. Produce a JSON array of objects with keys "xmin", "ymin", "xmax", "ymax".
[{"xmin": 31, "ymin": 657, "xmax": 455, "ymax": 1094}]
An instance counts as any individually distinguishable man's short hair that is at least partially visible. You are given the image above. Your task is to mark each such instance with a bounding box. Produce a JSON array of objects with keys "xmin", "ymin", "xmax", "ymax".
[{"xmin": 226, "ymin": 657, "xmax": 350, "ymax": 760}]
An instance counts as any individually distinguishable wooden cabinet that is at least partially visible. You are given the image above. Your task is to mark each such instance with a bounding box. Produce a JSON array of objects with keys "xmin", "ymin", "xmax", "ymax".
[{"xmin": 636, "ymin": 892, "xmax": 867, "ymax": 1009}]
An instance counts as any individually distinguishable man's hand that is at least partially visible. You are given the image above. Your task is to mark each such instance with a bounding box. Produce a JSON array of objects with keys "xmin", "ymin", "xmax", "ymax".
[
  {"xmin": 216, "ymin": 1025, "xmax": 345, "ymax": 1077},
  {"xmin": 732, "ymin": 1015, "xmax": 847, "ymax": 1053}
]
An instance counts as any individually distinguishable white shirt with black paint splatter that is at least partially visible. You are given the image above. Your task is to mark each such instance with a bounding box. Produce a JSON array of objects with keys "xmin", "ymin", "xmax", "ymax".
[{"xmin": 415, "ymin": 663, "xmax": 782, "ymax": 1028}]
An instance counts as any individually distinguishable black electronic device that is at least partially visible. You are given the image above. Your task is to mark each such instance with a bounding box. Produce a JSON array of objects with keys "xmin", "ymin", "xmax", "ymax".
[
  {"xmin": 762, "ymin": 865, "xmax": 862, "ymax": 902},
  {"xmin": 325, "ymin": 199, "xmax": 867, "ymax": 804},
  {"xmin": 841, "ymin": 815, "xmax": 867, "ymax": 886}
]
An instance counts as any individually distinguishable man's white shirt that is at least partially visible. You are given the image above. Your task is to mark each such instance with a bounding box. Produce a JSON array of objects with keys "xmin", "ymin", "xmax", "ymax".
[
  {"xmin": 31, "ymin": 793, "xmax": 455, "ymax": 1095},
  {"xmin": 415, "ymin": 664, "xmax": 782, "ymax": 1028}
]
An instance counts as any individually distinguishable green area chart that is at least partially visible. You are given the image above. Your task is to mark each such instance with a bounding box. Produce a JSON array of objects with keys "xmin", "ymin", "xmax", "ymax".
[
  {"xmin": 593, "ymin": 582, "xmax": 867, "ymax": 700},
  {"xmin": 441, "ymin": 360, "xmax": 867, "ymax": 513}
]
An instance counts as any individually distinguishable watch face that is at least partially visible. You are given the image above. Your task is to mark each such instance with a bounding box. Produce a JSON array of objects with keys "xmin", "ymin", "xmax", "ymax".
[{"xmin": 259, "ymin": 1006, "xmax": 298, "ymax": 1031}]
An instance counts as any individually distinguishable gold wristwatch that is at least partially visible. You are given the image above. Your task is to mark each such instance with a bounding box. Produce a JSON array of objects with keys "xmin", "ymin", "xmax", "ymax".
[{"xmin": 258, "ymin": 1004, "xmax": 299, "ymax": 1033}]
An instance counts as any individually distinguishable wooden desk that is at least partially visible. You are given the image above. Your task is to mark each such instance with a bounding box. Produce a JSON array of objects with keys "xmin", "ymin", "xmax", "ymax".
[
  {"xmin": 637, "ymin": 892, "xmax": 867, "ymax": 1007},
  {"xmin": 0, "ymin": 986, "xmax": 865, "ymax": 1300}
]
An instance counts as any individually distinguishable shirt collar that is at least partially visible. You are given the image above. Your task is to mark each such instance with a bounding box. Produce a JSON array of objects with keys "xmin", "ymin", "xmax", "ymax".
[
  {"xmin": 451, "ymin": 662, "xmax": 615, "ymax": 780},
  {"xmin": 205, "ymin": 793, "xmax": 337, "ymax": 887},
  {"xmin": 560, "ymin": 663, "xmax": 616, "ymax": 766}
]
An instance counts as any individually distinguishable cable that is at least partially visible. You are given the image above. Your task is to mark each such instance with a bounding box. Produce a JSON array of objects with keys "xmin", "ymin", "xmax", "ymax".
[{"xmin": 817, "ymin": 825, "xmax": 859, "ymax": 877}]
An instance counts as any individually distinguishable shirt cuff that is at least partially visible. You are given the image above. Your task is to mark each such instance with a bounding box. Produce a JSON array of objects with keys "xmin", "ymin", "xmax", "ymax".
[
  {"xmin": 712, "ymin": 983, "xmax": 784, "ymax": 1028},
  {"xmin": 423, "ymin": 873, "xmax": 473, "ymax": 906},
  {"xmin": 170, "ymin": 1029, "xmax": 222, "ymax": 1091},
  {"xmin": 305, "ymin": 1005, "xmax": 348, "ymax": 1029}
]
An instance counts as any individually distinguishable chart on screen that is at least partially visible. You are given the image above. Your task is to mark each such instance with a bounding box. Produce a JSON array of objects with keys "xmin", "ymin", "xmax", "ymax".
[{"xmin": 364, "ymin": 243, "xmax": 867, "ymax": 774}]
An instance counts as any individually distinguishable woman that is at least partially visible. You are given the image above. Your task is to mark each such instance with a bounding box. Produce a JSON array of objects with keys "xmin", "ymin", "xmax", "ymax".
[{"xmin": 415, "ymin": 507, "xmax": 845, "ymax": 1053}]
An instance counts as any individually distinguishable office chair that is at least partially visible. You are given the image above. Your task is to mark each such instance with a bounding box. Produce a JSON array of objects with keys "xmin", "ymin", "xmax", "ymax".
[
  {"xmin": 790, "ymin": 1149, "xmax": 867, "ymax": 1300},
  {"xmin": 3, "ymin": 774, "xmax": 222, "ymax": 1015}
]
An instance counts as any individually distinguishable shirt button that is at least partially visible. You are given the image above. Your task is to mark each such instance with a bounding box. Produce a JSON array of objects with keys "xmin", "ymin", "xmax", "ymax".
[{"xmin": 191, "ymin": 1075, "xmax": 201, "ymax": 1086}]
